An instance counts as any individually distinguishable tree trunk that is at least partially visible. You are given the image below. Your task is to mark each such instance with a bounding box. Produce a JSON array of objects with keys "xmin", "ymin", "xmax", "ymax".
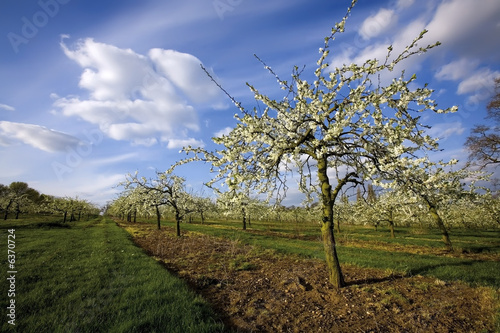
[
  {"xmin": 63, "ymin": 211, "xmax": 67, "ymax": 223},
  {"xmin": 318, "ymin": 158, "xmax": 345, "ymax": 288},
  {"xmin": 428, "ymin": 203, "xmax": 452, "ymax": 251},
  {"xmin": 321, "ymin": 219, "xmax": 344, "ymax": 287},
  {"xmin": 175, "ymin": 211, "xmax": 181, "ymax": 237},
  {"xmin": 155, "ymin": 205, "xmax": 161, "ymax": 230},
  {"xmin": 4, "ymin": 200, "xmax": 12, "ymax": 220},
  {"xmin": 242, "ymin": 207, "xmax": 247, "ymax": 230},
  {"xmin": 389, "ymin": 222, "xmax": 395, "ymax": 238},
  {"xmin": 388, "ymin": 209, "xmax": 395, "ymax": 238}
]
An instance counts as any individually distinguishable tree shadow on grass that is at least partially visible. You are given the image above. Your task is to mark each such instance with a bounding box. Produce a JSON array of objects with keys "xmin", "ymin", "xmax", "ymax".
[
  {"xmin": 0, "ymin": 221, "xmax": 71, "ymax": 230},
  {"xmin": 406, "ymin": 259, "xmax": 499, "ymax": 288},
  {"xmin": 409, "ymin": 259, "xmax": 474, "ymax": 276},
  {"xmin": 345, "ymin": 258, "xmax": 499, "ymax": 288},
  {"xmin": 346, "ymin": 273, "xmax": 406, "ymax": 287}
]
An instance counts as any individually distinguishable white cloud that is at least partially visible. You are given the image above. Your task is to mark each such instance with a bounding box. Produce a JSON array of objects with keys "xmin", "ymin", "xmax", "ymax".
[
  {"xmin": 330, "ymin": 0, "xmax": 500, "ymax": 104},
  {"xmin": 427, "ymin": 121, "xmax": 465, "ymax": 140},
  {"xmin": 435, "ymin": 58, "xmax": 479, "ymax": 81},
  {"xmin": 457, "ymin": 68, "xmax": 500, "ymax": 104},
  {"xmin": 0, "ymin": 121, "xmax": 81, "ymax": 153},
  {"xmin": 330, "ymin": 10, "xmax": 427, "ymax": 77},
  {"xmin": 166, "ymin": 138, "xmax": 205, "ymax": 149},
  {"xmin": 0, "ymin": 104, "xmax": 15, "ymax": 112},
  {"xmin": 422, "ymin": 0, "xmax": 500, "ymax": 60},
  {"xmin": 149, "ymin": 49, "xmax": 220, "ymax": 104},
  {"xmin": 55, "ymin": 37, "xmax": 222, "ymax": 148},
  {"xmin": 436, "ymin": 58, "xmax": 500, "ymax": 103},
  {"xmin": 457, "ymin": 68, "xmax": 499, "ymax": 95},
  {"xmin": 359, "ymin": 8, "xmax": 396, "ymax": 40},
  {"xmin": 214, "ymin": 126, "xmax": 233, "ymax": 138},
  {"xmin": 396, "ymin": 0, "xmax": 415, "ymax": 10},
  {"xmin": 415, "ymin": 0, "xmax": 500, "ymax": 107}
]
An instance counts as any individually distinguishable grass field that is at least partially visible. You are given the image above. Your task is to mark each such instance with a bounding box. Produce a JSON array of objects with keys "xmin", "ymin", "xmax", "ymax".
[
  {"xmin": 0, "ymin": 216, "xmax": 225, "ymax": 332},
  {"xmin": 154, "ymin": 217, "xmax": 500, "ymax": 288},
  {"xmin": 1, "ymin": 214, "xmax": 498, "ymax": 331}
]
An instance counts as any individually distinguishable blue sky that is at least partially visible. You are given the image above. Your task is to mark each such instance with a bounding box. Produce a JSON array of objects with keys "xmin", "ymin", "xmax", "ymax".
[{"xmin": 0, "ymin": 0, "xmax": 499, "ymax": 206}]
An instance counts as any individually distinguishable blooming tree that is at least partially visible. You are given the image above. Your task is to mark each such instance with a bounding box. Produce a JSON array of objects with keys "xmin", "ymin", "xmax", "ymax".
[
  {"xmin": 124, "ymin": 171, "xmax": 193, "ymax": 236},
  {"xmin": 176, "ymin": 1, "xmax": 457, "ymax": 288},
  {"xmin": 110, "ymin": 188, "xmax": 146, "ymax": 222},
  {"xmin": 215, "ymin": 187, "xmax": 252, "ymax": 230},
  {"xmin": 190, "ymin": 194, "xmax": 216, "ymax": 224},
  {"xmin": 360, "ymin": 189, "xmax": 416, "ymax": 237},
  {"xmin": 378, "ymin": 158, "xmax": 488, "ymax": 250},
  {"xmin": 44, "ymin": 196, "xmax": 98, "ymax": 223},
  {"xmin": 0, "ymin": 182, "xmax": 42, "ymax": 220}
]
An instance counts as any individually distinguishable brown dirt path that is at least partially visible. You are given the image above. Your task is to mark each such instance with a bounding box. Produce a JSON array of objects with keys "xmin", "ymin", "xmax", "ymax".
[{"xmin": 118, "ymin": 221, "xmax": 499, "ymax": 333}]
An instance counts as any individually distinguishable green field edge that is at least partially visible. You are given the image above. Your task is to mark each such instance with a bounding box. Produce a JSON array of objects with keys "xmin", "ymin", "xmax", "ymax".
[{"xmin": 0, "ymin": 216, "xmax": 226, "ymax": 333}]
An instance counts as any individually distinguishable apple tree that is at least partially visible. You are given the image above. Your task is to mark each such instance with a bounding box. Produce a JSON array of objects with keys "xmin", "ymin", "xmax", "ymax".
[
  {"xmin": 377, "ymin": 158, "xmax": 488, "ymax": 250},
  {"xmin": 124, "ymin": 171, "xmax": 194, "ymax": 236},
  {"xmin": 175, "ymin": 1, "xmax": 456, "ymax": 287}
]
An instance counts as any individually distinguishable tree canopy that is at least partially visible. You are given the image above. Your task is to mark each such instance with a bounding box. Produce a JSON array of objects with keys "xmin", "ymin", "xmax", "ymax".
[{"xmin": 173, "ymin": 0, "xmax": 458, "ymax": 288}]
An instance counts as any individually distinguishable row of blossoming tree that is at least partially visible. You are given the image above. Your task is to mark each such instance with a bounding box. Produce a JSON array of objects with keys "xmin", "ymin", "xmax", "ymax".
[
  {"xmin": 109, "ymin": 0, "xmax": 496, "ymax": 288},
  {"xmin": 0, "ymin": 181, "xmax": 100, "ymax": 222}
]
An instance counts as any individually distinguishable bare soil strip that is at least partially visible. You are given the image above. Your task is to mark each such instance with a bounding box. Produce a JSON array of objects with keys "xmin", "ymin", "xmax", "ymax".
[{"xmin": 118, "ymin": 221, "xmax": 498, "ymax": 333}]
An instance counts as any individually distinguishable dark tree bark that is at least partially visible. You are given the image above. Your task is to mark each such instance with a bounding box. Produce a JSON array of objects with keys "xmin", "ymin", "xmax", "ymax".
[
  {"xmin": 318, "ymin": 157, "xmax": 345, "ymax": 288},
  {"xmin": 175, "ymin": 211, "xmax": 181, "ymax": 237},
  {"xmin": 242, "ymin": 207, "xmax": 247, "ymax": 230},
  {"xmin": 427, "ymin": 203, "xmax": 453, "ymax": 251},
  {"xmin": 155, "ymin": 205, "xmax": 161, "ymax": 230}
]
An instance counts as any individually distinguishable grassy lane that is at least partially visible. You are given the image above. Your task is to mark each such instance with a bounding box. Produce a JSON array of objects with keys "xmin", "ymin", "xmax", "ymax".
[
  {"xmin": 157, "ymin": 218, "xmax": 500, "ymax": 253},
  {"xmin": 0, "ymin": 217, "xmax": 225, "ymax": 332},
  {"xmin": 158, "ymin": 220, "xmax": 500, "ymax": 288}
]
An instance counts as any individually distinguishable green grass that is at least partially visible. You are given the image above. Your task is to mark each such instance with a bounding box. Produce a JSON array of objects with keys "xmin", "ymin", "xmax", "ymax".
[
  {"xmin": 342, "ymin": 226, "xmax": 500, "ymax": 252},
  {"xmin": 0, "ymin": 216, "xmax": 225, "ymax": 332},
  {"xmin": 156, "ymin": 217, "xmax": 500, "ymax": 253},
  {"xmin": 149, "ymin": 218, "xmax": 500, "ymax": 288}
]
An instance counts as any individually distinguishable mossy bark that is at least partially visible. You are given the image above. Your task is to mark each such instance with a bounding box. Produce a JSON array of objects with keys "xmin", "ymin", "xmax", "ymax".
[
  {"xmin": 242, "ymin": 207, "xmax": 247, "ymax": 230},
  {"xmin": 318, "ymin": 157, "xmax": 345, "ymax": 288},
  {"xmin": 388, "ymin": 209, "xmax": 395, "ymax": 238},
  {"xmin": 175, "ymin": 211, "xmax": 181, "ymax": 237},
  {"xmin": 389, "ymin": 222, "xmax": 395, "ymax": 238},
  {"xmin": 428, "ymin": 203, "xmax": 452, "ymax": 251},
  {"xmin": 155, "ymin": 205, "xmax": 161, "ymax": 230}
]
